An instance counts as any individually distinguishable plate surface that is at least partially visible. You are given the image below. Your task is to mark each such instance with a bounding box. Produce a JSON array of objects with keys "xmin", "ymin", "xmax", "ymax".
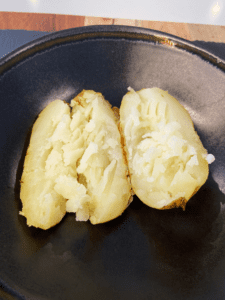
[{"xmin": 1, "ymin": 25, "xmax": 225, "ymax": 300}]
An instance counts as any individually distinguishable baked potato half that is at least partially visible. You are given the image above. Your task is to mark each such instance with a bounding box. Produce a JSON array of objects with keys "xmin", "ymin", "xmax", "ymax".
[{"xmin": 119, "ymin": 87, "xmax": 214, "ymax": 210}]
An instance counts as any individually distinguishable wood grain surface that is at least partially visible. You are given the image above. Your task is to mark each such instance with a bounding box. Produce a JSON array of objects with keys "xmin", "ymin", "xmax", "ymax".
[{"xmin": 0, "ymin": 11, "xmax": 225, "ymax": 42}]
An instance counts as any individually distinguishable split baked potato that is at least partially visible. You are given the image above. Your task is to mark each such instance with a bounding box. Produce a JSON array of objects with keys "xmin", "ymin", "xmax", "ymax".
[
  {"xmin": 20, "ymin": 87, "xmax": 214, "ymax": 229},
  {"xmin": 20, "ymin": 90, "xmax": 132, "ymax": 229}
]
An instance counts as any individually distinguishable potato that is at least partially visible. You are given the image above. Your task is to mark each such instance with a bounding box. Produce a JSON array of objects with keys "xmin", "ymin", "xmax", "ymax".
[
  {"xmin": 119, "ymin": 87, "xmax": 214, "ymax": 210},
  {"xmin": 20, "ymin": 90, "xmax": 132, "ymax": 229}
]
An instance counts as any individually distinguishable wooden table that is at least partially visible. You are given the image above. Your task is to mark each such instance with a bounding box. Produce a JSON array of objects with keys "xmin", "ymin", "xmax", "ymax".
[{"xmin": 0, "ymin": 11, "xmax": 225, "ymax": 42}]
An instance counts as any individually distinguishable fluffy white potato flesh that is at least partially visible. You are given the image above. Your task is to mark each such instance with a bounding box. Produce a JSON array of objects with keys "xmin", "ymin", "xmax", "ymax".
[
  {"xmin": 20, "ymin": 90, "xmax": 132, "ymax": 229},
  {"xmin": 119, "ymin": 87, "xmax": 213, "ymax": 210}
]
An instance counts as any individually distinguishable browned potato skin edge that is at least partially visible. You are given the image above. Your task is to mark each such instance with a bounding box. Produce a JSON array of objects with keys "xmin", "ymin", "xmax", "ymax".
[{"xmin": 161, "ymin": 186, "xmax": 201, "ymax": 210}]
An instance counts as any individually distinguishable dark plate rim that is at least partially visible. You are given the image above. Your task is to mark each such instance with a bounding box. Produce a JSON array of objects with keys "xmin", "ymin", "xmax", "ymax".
[{"xmin": 0, "ymin": 25, "xmax": 225, "ymax": 76}]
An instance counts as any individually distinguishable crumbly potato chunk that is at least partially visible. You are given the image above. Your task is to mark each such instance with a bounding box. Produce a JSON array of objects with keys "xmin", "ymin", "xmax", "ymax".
[
  {"xmin": 119, "ymin": 87, "xmax": 214, "ymax": 210},
  {"xmin": 20, "ymin": 91, "xmax": 132, "ymax": 229}
]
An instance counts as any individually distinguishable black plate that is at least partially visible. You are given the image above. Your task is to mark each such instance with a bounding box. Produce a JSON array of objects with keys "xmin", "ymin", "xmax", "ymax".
[{"xmin": 1, "ymin": 25, "xmax": 225, "ymax": 300}]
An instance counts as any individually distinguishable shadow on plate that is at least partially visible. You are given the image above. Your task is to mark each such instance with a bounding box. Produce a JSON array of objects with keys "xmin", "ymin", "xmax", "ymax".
[
  {"xmin": 131, "ymin": 173, "xmax": 224, "ymax": 248},
  {"xmin": 129, "ymin": 173, "xmax": 225, "ymax": 290}
]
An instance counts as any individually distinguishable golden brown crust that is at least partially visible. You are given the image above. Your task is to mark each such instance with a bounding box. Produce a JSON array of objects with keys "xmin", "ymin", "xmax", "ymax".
[
  {"xmin": 112, "ymin": 106, "xmax": 120, "ymax": 121},
  {"xmin": 162, "ymin": 183, "xmax": 201, "ymax": 212},
  {"xmin": 161, "ymin": 197, "xmax": 188, "ymax": 211},
  {"xmin": 161, "ymin": 185, "xmax": 200, "ymax": 211}
]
